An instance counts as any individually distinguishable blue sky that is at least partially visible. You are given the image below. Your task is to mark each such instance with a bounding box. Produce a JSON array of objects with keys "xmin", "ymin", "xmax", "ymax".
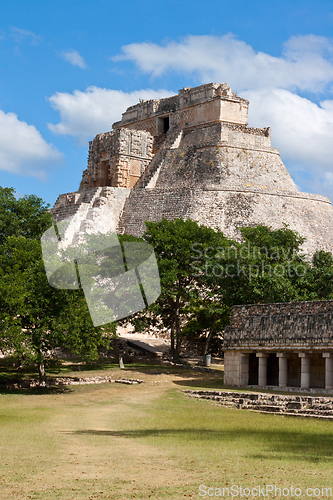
[{"xmin": 1, "ymin": 0, "xmax": 333, "ymax": 206}]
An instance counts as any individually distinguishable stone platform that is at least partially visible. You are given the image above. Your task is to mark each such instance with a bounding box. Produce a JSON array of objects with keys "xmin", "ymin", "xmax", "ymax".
[{"xmin": 184, "ymin": 389, "xmax": 333, "ymax": 419}]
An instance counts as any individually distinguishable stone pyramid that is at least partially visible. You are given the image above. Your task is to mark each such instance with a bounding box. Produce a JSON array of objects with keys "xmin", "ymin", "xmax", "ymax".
[{"xmin": 52, "ymin": 83, "xmax": 333, "ymax": 255}]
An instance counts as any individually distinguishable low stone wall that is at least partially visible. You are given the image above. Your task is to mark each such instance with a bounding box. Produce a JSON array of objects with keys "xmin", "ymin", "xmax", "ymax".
[
  {"xmin": 2, "ymin": 376, "xmax": 144, "ymax": 390},
  {"xmin": 184, "ymin": 389, "xmax": 333, "ymax": 419}
]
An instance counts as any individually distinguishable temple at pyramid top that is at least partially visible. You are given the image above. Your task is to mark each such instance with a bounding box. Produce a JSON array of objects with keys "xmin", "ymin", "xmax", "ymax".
[
  {"xmin": 77, "ymin": 83, "xmax": 272, "ymax": 192},
  {"xmin": 114, "ymin": 83, "xmax": 250, "ymax": 131}
]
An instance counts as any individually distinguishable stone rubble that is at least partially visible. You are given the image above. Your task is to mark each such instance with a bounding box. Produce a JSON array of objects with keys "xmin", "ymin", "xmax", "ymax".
[{"xmin": 4, "ymin": 376, "xmax": 144, "ymax": 389}]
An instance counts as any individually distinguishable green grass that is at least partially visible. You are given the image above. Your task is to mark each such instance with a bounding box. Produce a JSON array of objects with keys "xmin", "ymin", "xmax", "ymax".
[{"xmin": 0, "ymin": 362, "xmax": 332, "ymax": 499}]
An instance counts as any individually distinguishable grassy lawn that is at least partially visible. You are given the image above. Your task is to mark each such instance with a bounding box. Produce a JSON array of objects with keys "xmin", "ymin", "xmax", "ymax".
[{"xmin": 0, "ymin": 362, "xmax": 333, "ymax": 499}]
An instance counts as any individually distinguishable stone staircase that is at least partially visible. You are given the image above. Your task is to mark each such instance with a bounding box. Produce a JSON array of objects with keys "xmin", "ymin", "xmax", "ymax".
[
  {"xmin": 135, "ymin": 128, "xmax": 183, "ymax": 189},
  {"xmin": 51, "ymin": 187, "xmax": 102, "ymax": 222},
  {"xmin": 116, "ymin": 128, "xmax": 186, "ymax": 236},
  {"xmin": 184, "ymin": 390, "xmax": 333, "ymax": 419}
]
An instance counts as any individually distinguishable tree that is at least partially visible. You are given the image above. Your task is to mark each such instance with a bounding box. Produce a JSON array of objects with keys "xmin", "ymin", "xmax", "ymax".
[
  {"xmin": 212, "ymin": 224, "xmax": 312, "ymax": 307},
  {"xmin": 181, "ymin": 296, "xmax": 229, "ymax": 360},
  {"xmin": 138, "ymin": 218, "xmax": 232, "ymax": 360},
  {"xmin": 0, "ymin": 187, "xmax": 116, "ymax": 382},
  {"xmin": 300, "ymin": 250, "xmax": 333, "ymax": 300},
  {"xmin": 0, "ymin": 234, "xmax": 115, "ymax": 383},
  {"xmin": 0, "ymin": 236, "xmax": 65, "ymax": 381},
  {"xmin": 135, "ymin": 221, "xmax": 333, "ymax": 361},
  {"xmin": 0, "ymin": 187, "xmax": 52, "ymax": 245}
]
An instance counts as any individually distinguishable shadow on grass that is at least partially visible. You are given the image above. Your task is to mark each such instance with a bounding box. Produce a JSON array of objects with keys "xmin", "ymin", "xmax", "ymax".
[
  {"xmin": 172, "ymin": 377, "xmax": 224, "ymax": 389},
  {"xmin": 0, "ymin": 357, "xmax": 121, "ymax": 382},
  {"xmin": 118, "ymin": 363, "xmax": 223, "ymax": 379},
  {"xmin": 0, "ymin": 364, "xmax": 39, "ymax": 383},
  {"xmin": 0, "ymin": 356, "xmax": 218, "ymax": 381},
  {"xmin": 70, "ymin": 428, "xmax": 333, "ymax": 463},
  {"xmin": 0, "ymin": 385, "xmax": 72, "ymax": 395},
  {"xmin": 46, "ymin": 359, "xmax": 121, "ymax": 375}
]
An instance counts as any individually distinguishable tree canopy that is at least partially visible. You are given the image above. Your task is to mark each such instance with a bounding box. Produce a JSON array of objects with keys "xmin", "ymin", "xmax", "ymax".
[
  {"xmin": 0, "ymin": 186, "xmax": 52, "ymax": 245},
  {"xmin": 132, "ymin": 219, "xmax": 333, "ymax": 360},
  {"xmin": 140, "ymin": 218, "xmax": 231, "ymax": 359},
  {"xmin": 0, "ymin": 187, "xmax": 115, "ymax": 381}
]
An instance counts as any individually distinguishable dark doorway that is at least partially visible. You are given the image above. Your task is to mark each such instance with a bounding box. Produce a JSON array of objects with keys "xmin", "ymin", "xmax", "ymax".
[
  {"xmin": 157, "ymin": 116, "xmax": 170, "ymax": 134},
  {"xmin": 267, "ymin": 353, "xmax": 279, "ymax": 386},
  {"xmin": 163, "ymin": 116, "xmax": 169, "ymax": 133},
  {"xmin": 310, "ymin": 354, "xmax": 325, "ymax": 388},
  {"xmin": 248, "ymin": 353, "xmax": 258, "ymax": 385},
  {"xmin": 287, "ymin": 353, "xmax": 301, "ymax": 387}
]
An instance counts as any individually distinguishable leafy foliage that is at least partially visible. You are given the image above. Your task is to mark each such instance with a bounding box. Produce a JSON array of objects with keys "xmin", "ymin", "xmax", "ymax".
[
  {"xmin": 132, "ymin": 218, "xmax": 232, "ymax": 359},
  {"xmin": 0, "ymin": 187, "xmax": 52, "ymax": 245},
  {"xmin": 1, "ymin": 185, "xmax": 333, "ymax": 369},
  {"xmin": 216, "ymin": 224, "xmax": 310, "ymax": 306},
  {"xmin": 131, "ymin": 220, "xmax": 333, "ymax": 360},
  {"xmin": 0, "ymin": 187, "xmax": 115, "ymax": 380}
]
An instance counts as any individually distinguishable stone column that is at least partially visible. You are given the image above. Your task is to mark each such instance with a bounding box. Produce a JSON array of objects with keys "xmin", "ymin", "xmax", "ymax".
[
  {"xmin": 256, "ymin": 353, "xmax": 269, "ymax": 387},
  {"xmin": 299, "ymin": 353, "xmax": 310, "ymax": 389},
  {"xmin": 240, "ymin": 353, "xmax": 249, "ymax": 386},
  {"xmin": 323, "ymin": 353, "xmax": 333, "ymax": 390},
  {"xmin": 277, "ymin": 353, "xmax": 288, "ymax": 388}
]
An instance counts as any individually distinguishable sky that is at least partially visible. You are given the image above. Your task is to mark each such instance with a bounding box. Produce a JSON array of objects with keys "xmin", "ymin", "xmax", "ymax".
[{"xmin": 1, "ymin": 0, "xmax": 333, "ymax": 207}]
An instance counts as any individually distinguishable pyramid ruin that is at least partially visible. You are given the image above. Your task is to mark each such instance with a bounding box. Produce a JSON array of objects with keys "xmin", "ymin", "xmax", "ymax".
[{"xmin": 52, "ymin": 83, "xmax": 333, "ymax": 254}]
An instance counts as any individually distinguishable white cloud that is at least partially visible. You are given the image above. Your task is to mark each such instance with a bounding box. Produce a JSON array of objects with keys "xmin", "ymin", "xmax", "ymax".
[
  {"xmin": 242, "ymin": 88, "xmax": 333, "ymax": 200},
  {"xmin": 244, "ymin": 88, "xmax": 333, "ymax": 170},
  {"xmin": 46, "ymin": 34, "xmax": 333, "ymax": 199},
  {"xmin": 48, "ymin": 86, "xmax": 174, "ymax": 144},
  {"xmin": 60, "ymin": 49, "xmax": 87, "ymax": 69},
  {"xmin": 113, "ymin": 34, "xmax": 333, "ymax": 199},
  {"xmin": 0, "ymin": 110, "xmax": 62, "ymax": 179},
  {"xmin": 10, "ymin": 27, "xmax": 42, "ymax": 45},
  {"xmin": 114, "ymin": 34, "xmax": 333, "ymax": 93}
]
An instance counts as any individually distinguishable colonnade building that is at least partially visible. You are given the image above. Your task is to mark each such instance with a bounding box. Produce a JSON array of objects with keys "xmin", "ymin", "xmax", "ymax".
[{"xmin": 224, "ymin": 300, "xmax": 333, "ymax": 391}]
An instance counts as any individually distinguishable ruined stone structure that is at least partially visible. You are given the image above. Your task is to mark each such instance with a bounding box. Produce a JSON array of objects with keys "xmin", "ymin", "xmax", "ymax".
[
  {"xmin": 52, "ymin": 82, "xmax": 333, "ymax": 255},
  {"xmin": 79, "ymin": 128, "xmax": 153, "ymax": 190},
  {"xmin": 185, "ymin": 390, "xmax": 333, "ymax": 418},
  {"xmin": 224, "ymin": 300, "xmax": 333, "ymax": 391}
]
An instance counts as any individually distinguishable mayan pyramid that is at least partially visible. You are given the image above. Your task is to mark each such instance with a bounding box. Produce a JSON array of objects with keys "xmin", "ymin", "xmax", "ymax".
[{"xmin": 52, "ymin": 83, "xmax": 333, "ymax": 254}]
